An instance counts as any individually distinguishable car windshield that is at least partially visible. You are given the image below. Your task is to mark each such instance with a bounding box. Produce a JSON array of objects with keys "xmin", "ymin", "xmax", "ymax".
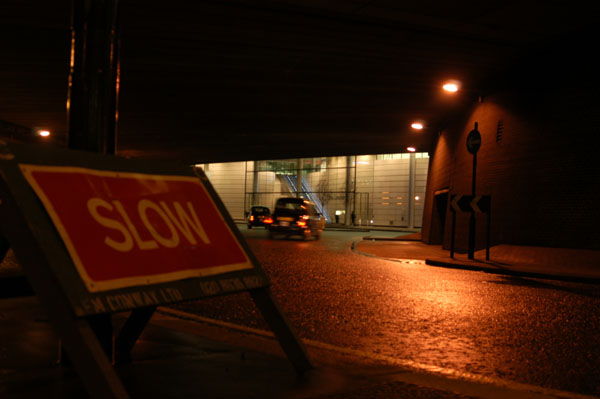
[
  {"xmin": 276, "ymin": 200, "xmax": 308, "ymax": 211},
  {"xmin": 251, "ymin": 207, "xmax": 269, "ymax": 215}
]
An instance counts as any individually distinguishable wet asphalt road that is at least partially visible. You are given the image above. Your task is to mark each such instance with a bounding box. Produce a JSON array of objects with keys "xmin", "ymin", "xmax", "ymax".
[{"xmin": 173, "ymin": 227, "xmax": 600, "ymax": 397}]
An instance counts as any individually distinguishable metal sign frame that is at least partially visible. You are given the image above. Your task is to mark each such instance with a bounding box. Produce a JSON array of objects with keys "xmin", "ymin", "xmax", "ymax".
[
  {"xmin": 1, "ymin": 142, "xmax": 268, "ymax": 315},
  {"xmin": 0, "ymin": 141, "xmax": 312, "ymax": 398},
  {"xmin": 449, "ymin": 194, "xmax": 492, "ymax": 260}
]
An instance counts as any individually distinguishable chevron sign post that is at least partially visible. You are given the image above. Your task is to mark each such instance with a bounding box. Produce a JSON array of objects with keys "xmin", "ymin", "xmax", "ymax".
[
  {"xmin": 450, "ymin": 194, "xmax": 490, "ymax": 213},
  {"xmin": 449, "ymin": 194, "xmax": 492, "ymax": 260},
  {"xmin": 470, "ymin": 195, "xmax": 491, "ymax": 213}
]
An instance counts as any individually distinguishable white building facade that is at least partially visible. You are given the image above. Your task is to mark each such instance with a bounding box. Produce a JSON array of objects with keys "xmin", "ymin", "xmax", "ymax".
[{"xmin": 197, "ymin": 152, "xmax": 429, "ymax": 229}]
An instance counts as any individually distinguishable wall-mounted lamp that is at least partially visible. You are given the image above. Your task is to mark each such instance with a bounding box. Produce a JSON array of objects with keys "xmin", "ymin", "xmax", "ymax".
[
  {"xmin": 442, "ymin": 79, "xmax": 484, "ymax": 102},
  {"xmin": 442, "ymin": 80, "xmax": 460, "ymax": 93}
]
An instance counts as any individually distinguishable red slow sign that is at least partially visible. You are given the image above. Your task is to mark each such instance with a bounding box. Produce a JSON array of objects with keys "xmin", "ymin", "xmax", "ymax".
[{"xmin": 20, "ymin": 165, "xmax": 253, "ymax": 293}]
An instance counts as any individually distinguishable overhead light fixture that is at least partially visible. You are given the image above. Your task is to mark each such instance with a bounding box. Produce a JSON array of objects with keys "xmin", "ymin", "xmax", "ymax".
[
  {"xmin": 411, "ymin": 122, "xmax": 424, "ymax": 130},
  {"xmin": 38, "ymin": 130, "xmax": 51, "ymax": 137},
  {"xmin": 443, "ymin": 81, "xmax": 460, "ymax": 92},
  {"xmin": 407, "ymin": 147, "xmax": 416, "ymax": 152}
]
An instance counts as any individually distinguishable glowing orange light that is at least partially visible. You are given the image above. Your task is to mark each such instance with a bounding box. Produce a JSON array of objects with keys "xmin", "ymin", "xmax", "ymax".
[
  {"xmin": 38, "ymin": 130, "xmax": 51, "ymax": 137},
  {"xmin": 407, "ymin": 147, "xmax": 416, "ymax": 152},
  {"xmin": 411, "ymin": 122, "xmax": 424, "ymax": 130},
  {"xmin": 443, "ymin": 81, "xmax": 459, "ymax": 92},
  {"xmin": 263, "ymin": 217, "xmax": 273, "ymax": 224},
  {"xmin": 249, "ymin": 215, "xmax": 254, "ymax": 221},
  {"xmin": 297, "ymin": 221, "xmax": 307, "ymax": 227}
]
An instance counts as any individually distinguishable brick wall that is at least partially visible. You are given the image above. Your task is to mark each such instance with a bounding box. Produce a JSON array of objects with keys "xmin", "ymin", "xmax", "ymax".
[{"xmin": 423, "ymin": 91, "xmax": 600, "ymax": 251}]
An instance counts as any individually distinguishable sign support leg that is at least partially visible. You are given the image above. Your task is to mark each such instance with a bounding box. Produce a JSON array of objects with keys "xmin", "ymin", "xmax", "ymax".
[
  {"xmin": 27, "ymin": 270, "xmax": 128, "ymax": 398},
  {"xmin": 62, "ymin": 318, "xmax": 130, "ymax": 398},
  {"xmin": 29, "ymin": 273, "xmax": 129, "ymax": 398},
  {"xmin": 115, "ymin": 306, "xmax": 156, "ymax": 363},
  {"xmin": 88, "ymin": 313, "xmax": 114, "ymax": 360},
  {"xmin": 31, "ymin": 274, "xmax": 128, "ymax": 398},
  {"xmin": 0, "ymin": 190, "xmax": 129, "ymax": 398},
  {"xmin": 250, "ymin": 287, "xmax": 313, "ymax": 375}
]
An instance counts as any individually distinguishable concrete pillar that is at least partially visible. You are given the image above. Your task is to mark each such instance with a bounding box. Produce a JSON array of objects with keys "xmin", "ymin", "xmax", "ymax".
[
  {"xmin": 68, "ymin": 0, "xmax": 121, "ymax": 154},
  {"xmin": 64, "ymin": 0, "xmax": 122, "ymax": 374},
  {"xmin": 344, "ymin": 156, "xmax": 352, "ymax": 225},
  {"xmin": 408, "ymin": 153, "xmax": 416, "ymax": 228},
  {"xmin": 296, "ymin": 158, "xmax": 302, "ymax": 198},
  {"xmin": 252, "ymin": 161, "xmax": 259, "ymax": 206}
]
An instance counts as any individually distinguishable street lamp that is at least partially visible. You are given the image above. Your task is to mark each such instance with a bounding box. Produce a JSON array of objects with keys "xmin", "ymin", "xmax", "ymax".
[{"xmin": 442, "ymin": 80, "xmax": 460, "ymax": 93}]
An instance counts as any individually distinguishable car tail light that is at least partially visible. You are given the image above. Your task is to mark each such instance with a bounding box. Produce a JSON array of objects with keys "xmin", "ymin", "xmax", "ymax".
[
  {"xmin": 263, "ymin": 217, "xmax": 273, "ymax": 224},
  {"xmin": 249, "ymin": 215, "xmax": 254, "ymax": 221},
  {"xmin": 297, "ymin": 220, "xmax": 307, "ymax": 227}
]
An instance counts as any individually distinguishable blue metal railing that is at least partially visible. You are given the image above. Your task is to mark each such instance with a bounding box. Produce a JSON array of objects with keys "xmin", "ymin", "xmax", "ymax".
[{"xmin": 279, "ymin": 175, "xmax": 329, "ymax": 221}]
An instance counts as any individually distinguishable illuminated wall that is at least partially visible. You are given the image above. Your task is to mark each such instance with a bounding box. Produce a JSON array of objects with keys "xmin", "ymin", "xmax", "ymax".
[
  {"xmin": 200, "ymin": 153, "xmax": 429, "ymax": 228},
  {"xmin": 200, "ymin": 162, "xmax": 246, "ymax": 220},
  {"xmin": 422, "ymin": 91, "xmax": 600, "ymax": 251},
  {"xmin": 421, "ymin": 33, "xmax": 600, "ymax": 251}
]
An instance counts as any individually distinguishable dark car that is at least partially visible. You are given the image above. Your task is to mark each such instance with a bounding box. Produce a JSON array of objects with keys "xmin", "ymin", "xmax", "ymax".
[
  {"xmin": 268, "ymin": 197, "xmax": 323, "ymax": 240},
  {"xmin": 247, "ymin": 206, "xmax": 272, "ymax": 229}
]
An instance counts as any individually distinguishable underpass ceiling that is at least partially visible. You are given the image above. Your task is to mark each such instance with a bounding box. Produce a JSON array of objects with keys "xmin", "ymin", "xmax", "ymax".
[{"xmin": 1, "ymin": 1, "xmax": 595, "ymax": 163}]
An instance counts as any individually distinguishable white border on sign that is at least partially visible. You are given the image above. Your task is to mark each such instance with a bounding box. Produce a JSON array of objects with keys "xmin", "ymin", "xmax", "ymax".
[{"xmin": 19, "ymin": 164, "xmax": 254, "ymax": 293}]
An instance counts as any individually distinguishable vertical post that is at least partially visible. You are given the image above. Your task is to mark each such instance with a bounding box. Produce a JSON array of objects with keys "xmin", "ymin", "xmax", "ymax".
[
  {"xmin": 243, "ymin": 161, "xmax": 247, "ymax": 214},
  {"xmin": 344, "ymin": 156, "xmax": 352, "ymax": 225},
  {"xmin": 450, "ymin": 206, "xmax": 456, "ymax": 259},
  {"xmin": 252, "ymin": 162, "xmax": 259, "ymax": 195},
  {"xmin": 66, "ymin": 0, "xmax": 122, "ymax": 372},
  {"xmin": 252, "ymin": 161, "xmax": 259, "ymax": 210},
  {"xmin": 468, "ymin": 152, "xmax": 476, "ymax": 260},
  {"xmin": 486, "ymin": 200, "xmax": 491, "ymax": 261},
  {"xmin": 296, "ymin": 159, "xmax": 302, "ymax": 198},
  {"xmin": 68, "ymin": 0, "xmax": 121, "ymax": 155},
  {"xmin": 466, "ymin": 121, "xmax": 480, "ymax": 260},
  {"xmin": 408, "ymin": 153, "xmax": 416, "ymax": 228},
  {"xmin": 353, "ymin": 155, "xmax": 357, "ymax": 224},
  {"xmin": 366, "ymin": 192, "xmax": 370, "ymax": 224}
]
